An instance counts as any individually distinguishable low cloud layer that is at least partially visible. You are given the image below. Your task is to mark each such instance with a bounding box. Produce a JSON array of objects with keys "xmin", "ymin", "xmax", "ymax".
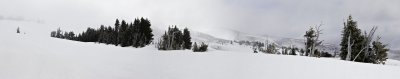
[{"xmin": 1, "ymin": 0, "xmax": 399, "ymax": 49}]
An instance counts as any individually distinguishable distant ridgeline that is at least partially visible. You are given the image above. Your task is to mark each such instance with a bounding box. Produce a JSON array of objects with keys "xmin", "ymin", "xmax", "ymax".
[{"xmin": 51, "ymin": 18, "xmax": 154, "ymax": 48}]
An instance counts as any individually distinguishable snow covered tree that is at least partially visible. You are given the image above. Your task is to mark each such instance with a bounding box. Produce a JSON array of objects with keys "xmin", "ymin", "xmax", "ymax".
[
  {"xmin": 266, "ymin": 43, "xmax": 278, "ymax": 54},
  {"xmin": 304, "ymin": 25, "xmax": 323, "ymax": 57}
]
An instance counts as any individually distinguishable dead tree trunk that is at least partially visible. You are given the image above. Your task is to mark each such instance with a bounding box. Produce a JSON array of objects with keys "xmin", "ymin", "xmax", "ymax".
[{"xmin": 346, "ymin": 32, "xmax": 354, "ymax": 61}]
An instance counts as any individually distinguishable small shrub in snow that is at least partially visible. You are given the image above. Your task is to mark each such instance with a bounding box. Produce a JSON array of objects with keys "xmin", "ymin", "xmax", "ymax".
[{"xmin": 193, "ymin": 42, "xmax": 208, "ymax": 52}]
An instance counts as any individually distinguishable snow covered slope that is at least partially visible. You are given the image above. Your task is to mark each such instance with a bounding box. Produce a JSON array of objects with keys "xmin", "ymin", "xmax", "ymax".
[{"xmin": 1, "ymin": 21, "xmax": 400, "ymax": 79}]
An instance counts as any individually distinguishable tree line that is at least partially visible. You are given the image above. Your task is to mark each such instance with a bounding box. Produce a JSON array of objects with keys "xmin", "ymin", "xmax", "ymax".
[
  {"xmin": 302, "ymin": 15, "xmax": 389, "ymax": 64},
  {"xmin": 51, "ymin": 18, "xmax": 153, "ymax": 48},
  {"xmin": 339, "ymin": 16, "xmax": 388, "ymax": 64},
  {"xmin": 156, "ymin": 26, "xmax": 208, "ymax": 52}
]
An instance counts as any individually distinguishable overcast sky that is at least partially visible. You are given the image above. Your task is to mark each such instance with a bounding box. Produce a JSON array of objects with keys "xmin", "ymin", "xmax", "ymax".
[{"xmin": 1, "ymin": 0, "xmax": 400, "ymax": 49}]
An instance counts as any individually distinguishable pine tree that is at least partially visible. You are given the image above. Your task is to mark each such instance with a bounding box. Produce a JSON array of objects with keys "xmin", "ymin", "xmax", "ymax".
[
  {"xmin": 132, "ymin": 19, "xmax": 140, "ymax": 47},
  {"xmin": 372, "ymin": 37, "xmax": 389, "ymax": 64},
  {"xmin": 56, "ymin": 28, "xmax": 62, "ymax": 38},
  {"xmin": 192, "ymin": 42, "xmax": 198, "ymax": 52},
  {"xmin": 51, "ymin": 31, "xmax": 56, "ymax": 37},
  {"xmin": 119, "ymin": 20, "xmax": 128, "ymax": 47},
  {"xmin": 140, "ymin": 18, "xmax": 153, "ymax": 47},
  {"xmin": 340, "ymin": 15, "xmax": 365, "ymax": 62},
  {"xmin": 17, "ymin": 27, "xmax": 20, "ymax": 33},
  {"xmin": 68, "ymin": 31, "xmax": 75, "ymax": 40},
  {"xmin": 113, "ymin": 19, "xmax": 120, "ymax": 46},
  {"xmin": 182, "ymin": 27, "xmax": 192, "ymax": 50},
  {"xmin": 98, "ymin": 25, "xmax": 106, "ymax": 43}
]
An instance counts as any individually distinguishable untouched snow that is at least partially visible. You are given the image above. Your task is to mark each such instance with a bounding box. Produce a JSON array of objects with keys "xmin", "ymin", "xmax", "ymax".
[{"xmin": 1, "ymin": 21, "xmax": 400, "ymax": 79}]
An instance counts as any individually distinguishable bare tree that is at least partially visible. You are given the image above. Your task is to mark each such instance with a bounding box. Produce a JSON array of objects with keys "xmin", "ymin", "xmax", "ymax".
[
  {"xmin": 353, "ymin": 26, "xmax": 377, "ymax": 61},
  {"xmin": 310, "ymin": 24, "xmax": 323, "ymax": 57}
]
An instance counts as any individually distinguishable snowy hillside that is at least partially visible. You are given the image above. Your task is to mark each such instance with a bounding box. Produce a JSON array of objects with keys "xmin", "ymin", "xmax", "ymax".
[
  {"xmin": 196, "ymin": 29, "xmax": 340, "ymax": 54},
  {"xmin": 1, "ymin": 21, "xmax": 400, "ymax": 79}
]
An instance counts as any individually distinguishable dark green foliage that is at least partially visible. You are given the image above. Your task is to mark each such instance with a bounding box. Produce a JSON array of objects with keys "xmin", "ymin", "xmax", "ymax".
[
  {"xmin": 139, "ymin": 18, "xmax": 154, "ymax": 47},
  {"xmin": 193, "ymin": 42, "xmax": 208, "ymax": 52},
  {"xmin": 304, "ymin": 27, "xmax": 316, "ymax": 56},
  {"xmin": 113, "ymin": 19, "xmax": 120, "ymax": 46},
  {"xmin": 17, "ymin": 27, "xmax": 20, "ymax": 33},
  {"xmin": 198, "ymin": 42, "xmax": 208, "ymax": 52},
  {"xmin": 158, "ymin": 26, "xmax": 183, "ymax": 50},
  {"xmin": 56, "ymin": 28, "xmax": 62, "ymax": 38},
  {"xmin": 78, "ymin": 27, "xmax": 99, "ymax": 42},
  {"xmin": 320, "ymin": 51, "xmax": 333, "ymax": 57},
  {"xmin": 371, "ymin": 38, "xmax": 389, "ymax": 64},
  {"xmin": 182, "ymin": 27, "xmax": 192, "ymax": 50},
  {"xmin": 50, "ymin": 18, "xmax": 153, "ymax": 48},
  {"xmin": 157, "ymin": 26, "xmax": 193, "ymax": 51},
  {"xmin": 192, "ymin": 42, "xmax": 198, "ymax": 52},
  {"xmin": 339, "ymin": 15, "xmax": 366, "ymax": 62},
  {"xmin": 119, "ymin": 20, "xmax": 129, "ymax": 47},
  {"xmin": 51, "ymin": 31, "xmax": 56, "ymax": 37},
  {"xmin": 289, "ymin": 47, "xmax": 297, "ymax": 55},
  {"xmin": 300, "ymin": 49, "xmax": 305, "ymax": 56}
]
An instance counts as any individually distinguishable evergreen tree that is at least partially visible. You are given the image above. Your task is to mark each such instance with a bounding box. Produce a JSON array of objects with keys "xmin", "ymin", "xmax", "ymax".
[
  {"xmin": 68, "ymin": 31, "xmax": 75, "ymax": 40},
  {"xmin": 17, "ymin": 27, "xmax": 20, "ymax": 33},
  {"xmin": 139, "ymin": 18, "xmax": 153, "ymax": 47},
  {"xmin": 113, "ymin": 19, "xmax": 120, "ymax": 46},
  {"xmin": 132, "ymin": 19, "xmax": 140, "ymax": 47},
  {"xmin": 198, "ymin": 42, "xmax": 208, "ymax": 52},
  {"xmin": 56, "ymin": 28, "xmax": 62, "ymax": 38},
  {"xmin": 192, "ymin": 42, "xmax": 198, "ymax": 52},
  {"xmin": 300, "ymin": 49, "xmax": 305, "ymax": 56},
  {"xmin": 119, "ymin": 20, "xmax": 128, "ymax": 47},
  {"xmin": 50, "ymin": 18, "xmax": 153, "ymax": 48},
  {"xmin": 51, "ymin": 31, "xmax": 56, "ymax": 37},
  {"xmin": 372, "ymin": 37, "xmax": 389, "ymax": 64},
  {"xmin": 98, "ymin": 25, "xmax": 106, "ymax": 43},
  {"xmin": 304, "ymin": 27, "xmax": 316, "ymax": 56},
  {"xmin": 340, "ymin": 15, "xmax": 365, "ymax": 62},
  {"xmin": 182, "ymin": 27, "xmax": 192, "ymax": 50},
  {"xmin": 63, "ymin": 31, "xmax": 69, "ymax": 39}
]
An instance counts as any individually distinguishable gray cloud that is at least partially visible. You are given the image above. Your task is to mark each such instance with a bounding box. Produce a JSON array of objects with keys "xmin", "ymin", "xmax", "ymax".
[{"xmin": 0, "ymin": 15, "xmax": 44, "ymax": 23}]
